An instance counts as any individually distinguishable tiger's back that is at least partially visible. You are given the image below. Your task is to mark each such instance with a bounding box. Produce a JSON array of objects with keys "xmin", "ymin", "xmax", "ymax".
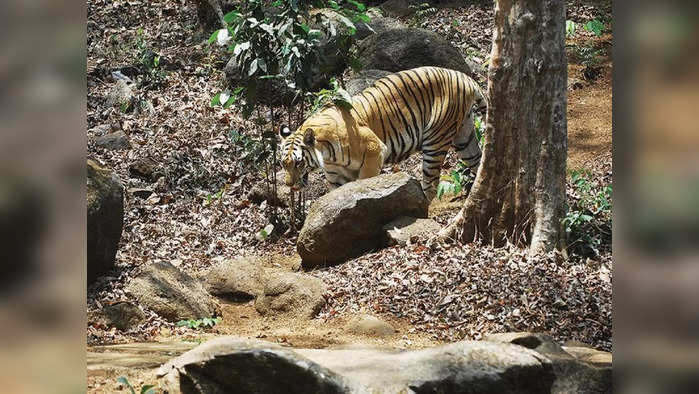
[{"xmin": 280, "ymin": 66, "xmax": 486, "ymax": 200}]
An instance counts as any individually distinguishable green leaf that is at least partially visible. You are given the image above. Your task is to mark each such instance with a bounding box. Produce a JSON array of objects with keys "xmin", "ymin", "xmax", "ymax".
[
  {"xmin": 210, "ymin": 93, "xmax": 221, "ymax": 107},
  {"xmin": 248, "ymin": 59, "xmax": 258, "ymax": 76},
  {"xmin": 584, "ymin": 19, "xmax": 604, "ymax": 36},
  {"xmin": 208, "ymin": 30, "xmax": 220, "ymax": 45},
  {"xmin": 117, "ymin": 377, "xmax": 136, "ymax": 394},
  {"xmin": 224, "ymin": 10, "xmax": 241, "ymax": 24},
  {"xmin": 328, "ymin": 0, "xmax": 340, "ymax": 10},
  {"xmin": 140, "ymin": 385, "xmax": 156, "ymax": 394},
  {"xmin": 348, "ymin": 0, "xmax": 366, "ymax": 11}
]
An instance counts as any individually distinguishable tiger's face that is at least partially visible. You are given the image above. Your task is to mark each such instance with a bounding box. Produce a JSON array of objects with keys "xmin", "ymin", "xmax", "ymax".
[{"xmin": 279, "ymin": 125, "xmax": 315, "ymax": 190}]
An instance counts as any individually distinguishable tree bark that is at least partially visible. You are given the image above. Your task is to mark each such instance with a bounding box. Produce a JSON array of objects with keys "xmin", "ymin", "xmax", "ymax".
[
  {"xmin": 440, "ymin": 0, "xmax": 568, "ymax": 255},
  {"xmin": 192, "ymin": 0, "xmax": 226, "ymax": 33}
]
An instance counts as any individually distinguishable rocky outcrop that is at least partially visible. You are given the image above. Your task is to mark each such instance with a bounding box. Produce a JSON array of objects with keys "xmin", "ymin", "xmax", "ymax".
[
  {"xmin": 125, "ymin": 261, "xmax": 220, "ymax": 322},
  {"xmin": 357, "ymin": 28, "xmax": 474, "ymax": 76},
  {"xmin": 383, "ymin": 216, "xmax": 441, "ymax": 246},
  {"xmin": 485, "ymin": 332, "xmax": 612, "ymax": 394},
  {"xmin": 204, "ymin": 256, "xmax": 266, "ymax": 301},
  {"xmin": 346, "ymin": 69, "xmax": 393, "ymax": 95},
  {"xmin": 157, "ymin": 336, "xmax": 556, "ymax": 393},
  {"xmin": 254, "ymin": 272, "xmax": 327, "ymax": 319},
  {"xmin": 87, "ymin": 160, "xmax": 124, "ymax": 284},
  {"xmin": 297, "ymin": 172, "xmax": 428, "ymax": 268}
]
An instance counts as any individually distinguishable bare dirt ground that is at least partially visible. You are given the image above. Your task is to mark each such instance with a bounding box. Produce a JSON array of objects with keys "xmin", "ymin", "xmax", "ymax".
[{"xmin": 87, "ymin": 0, "xmax": 613, "ymax": 391}]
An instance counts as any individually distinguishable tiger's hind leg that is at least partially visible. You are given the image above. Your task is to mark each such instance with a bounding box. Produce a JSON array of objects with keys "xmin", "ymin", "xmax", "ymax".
[
  {"xmin": 452, "ymin": 112, "xmax": 482, "ymax": 173},
  {"xmin": 421, "ymin": 150, "xmax": 448, "ymax": 201}
]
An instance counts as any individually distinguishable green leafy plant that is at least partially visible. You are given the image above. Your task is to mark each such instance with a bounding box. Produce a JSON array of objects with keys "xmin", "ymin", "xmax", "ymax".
[
  {"xmin": 564, "ymin": 170, "xmax": 612, "ymax": 256},
  {"xmin": 473, "ymin": 115, "xmax": 485, "ymax": 147},
  {"xmin": 584, "ymin": 19, "xmax": 605, "ymax": 37},
  {"xmin": 176, "ymin": 317, "xmax": 221, "ymax": 329},
  {"xmin": 228, "ymin": 129, "xmax": 268, "ymax": 172},
  {"xmin": 408, "ymin": 3, "xmax": 437, "ymax": 27},
  {"xmin": 452, "ymin": 19, "xmax": 460, "ymax": 27},
  {"xmin": 436, "ymin": 161, "xmax": 476, "ymax": 200},
  {"xmin": 209, "ymin": 0, "xmax": 367, "ymax": 116},
  {"xmin": 307, "ymin": 77, "xmax": 353, "ymax": 115},
  {"xmin": 566, "ymin": 20, "xmax": 577, "ymax": 38},
  {"xmin": 117, "ymin": 377, "xmax": 156, "ymax": 394},
  {"xmin": 571, "ymin": 44, "xmax": 602, "ymax": 68}
]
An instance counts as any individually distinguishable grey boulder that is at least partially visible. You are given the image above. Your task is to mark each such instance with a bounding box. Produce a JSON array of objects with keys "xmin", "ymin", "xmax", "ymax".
[
  {"xmin": 358, "ymin": 27, "xmax": 474, "ymax": 76},
  {"xmin": 346, "ymin": 69, "xmax": 393, "ymax": 95},
  {"xmin": 298, "ymin": 172, "xmax": 428, "ymax": 268},
  {"xmin": 125, "ymin": 261, "xmax": 220, "ymax": 322}
]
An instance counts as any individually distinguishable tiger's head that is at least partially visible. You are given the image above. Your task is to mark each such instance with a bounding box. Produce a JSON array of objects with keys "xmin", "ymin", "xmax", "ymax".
[{"xmin": 279, "ymin": 125, "xmax": 316, "ymax": 191}]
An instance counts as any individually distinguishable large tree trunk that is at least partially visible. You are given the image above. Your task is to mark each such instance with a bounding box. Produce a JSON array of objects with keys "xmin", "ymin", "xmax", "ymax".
[
  {"xmin": 440, "ymin": 0, "xmax": 568, "ymax": 255},
  {"xmin": 192, "ymin": 0, "xmax": 226, "ymax": 33}
]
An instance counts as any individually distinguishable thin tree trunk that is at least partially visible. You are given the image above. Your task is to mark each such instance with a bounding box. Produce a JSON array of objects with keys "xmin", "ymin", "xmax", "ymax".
[
  {"xmin": 192, "ymin": 0, "xmax": 226, "ymax": 33},
  {"xmin": 440, "ymin": 0, "xmax": 568, "ymax": 255}
]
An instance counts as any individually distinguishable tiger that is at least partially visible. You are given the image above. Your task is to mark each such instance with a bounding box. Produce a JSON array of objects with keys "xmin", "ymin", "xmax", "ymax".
[{"xmin": 279, "ymin": 66, "xmax": 488, "ymax": 200}]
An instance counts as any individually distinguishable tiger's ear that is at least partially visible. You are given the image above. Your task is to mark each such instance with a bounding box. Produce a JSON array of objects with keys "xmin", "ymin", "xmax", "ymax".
[
  {"xmin": 279, "ymin": 125, "xmax": 292, "ymax": 139},
  {"xmin": 303, "ymin": 128, "xmax": 315, "ymax": 146}
]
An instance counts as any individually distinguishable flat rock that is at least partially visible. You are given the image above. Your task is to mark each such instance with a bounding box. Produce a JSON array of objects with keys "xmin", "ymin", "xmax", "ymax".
[
  {"xmin": 157, "ymin": 336, "xmax": 556, "ymax": 393},
  {"xmin": 298, "ymin": 172, "xmax": 428, "ymax": 268},
  {"xmin": 346, "ymin": 314, "xmax": 395, "ymax": 337},
  {"xmin": 204, "ymin": 256, "xmax": 265, "ymax": 301},
  {"xmin": 125, "ymin": 261, "xmax": 220, "ymax": 322},
  {"xmin": 254, "ymin": 272, "xmax": 327, "ymax": 319},
  {"xmin": 87, "ymin": 160, "xmax": 124, "ymax": 284},
  {"xmin": 383, "ymin": 216, "xmax": 441, "ymax": 246}
]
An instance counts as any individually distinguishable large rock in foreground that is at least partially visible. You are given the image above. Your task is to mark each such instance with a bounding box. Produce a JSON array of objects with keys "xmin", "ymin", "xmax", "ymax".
[
  {"xmin": 298, "ymin": 172, "xmax": 428, "ymax": 268},
  {"xmin": 358, "ymin": 28, "xmax": 474, "ymax": 76},
  {"xmin": 157, "ymin": 336, "xmax": 556, "ymax": 393},
  {"xmin": 486, "ymin": 332, "xmax": 612, "ymax": 394},
  {"xmin": 87, "ymin": 160, "xmax": 124, "ymax": 284},
  {"xmin": 125, "ymin": 261, "xmax": 220, "ymax": 322}
]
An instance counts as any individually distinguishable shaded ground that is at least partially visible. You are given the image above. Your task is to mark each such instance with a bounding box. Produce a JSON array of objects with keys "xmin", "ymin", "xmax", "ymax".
[{"xmin": 87, "ymin": 0, "xmax": 613, "ymax": 391}]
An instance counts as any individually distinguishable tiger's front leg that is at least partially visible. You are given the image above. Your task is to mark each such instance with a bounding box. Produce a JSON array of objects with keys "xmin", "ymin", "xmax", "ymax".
[{"xmin": 358, "ymin": 138, "xmax": 387, "ymax": 180}]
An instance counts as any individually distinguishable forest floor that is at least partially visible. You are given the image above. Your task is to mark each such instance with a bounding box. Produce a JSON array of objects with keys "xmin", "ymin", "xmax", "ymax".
[{"xmin": 87, "ymin": 0, "xmax": 612, "ymax": 390}]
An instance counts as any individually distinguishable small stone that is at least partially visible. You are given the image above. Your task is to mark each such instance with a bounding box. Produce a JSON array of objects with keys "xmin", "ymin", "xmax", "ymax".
[
  {"xmin": 346, "ymin": 314, "xmax": 395, "ymax": 337},
  {"xmin": 93, "ymin": 131, "xmax": 130, "ymax": 150}
]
